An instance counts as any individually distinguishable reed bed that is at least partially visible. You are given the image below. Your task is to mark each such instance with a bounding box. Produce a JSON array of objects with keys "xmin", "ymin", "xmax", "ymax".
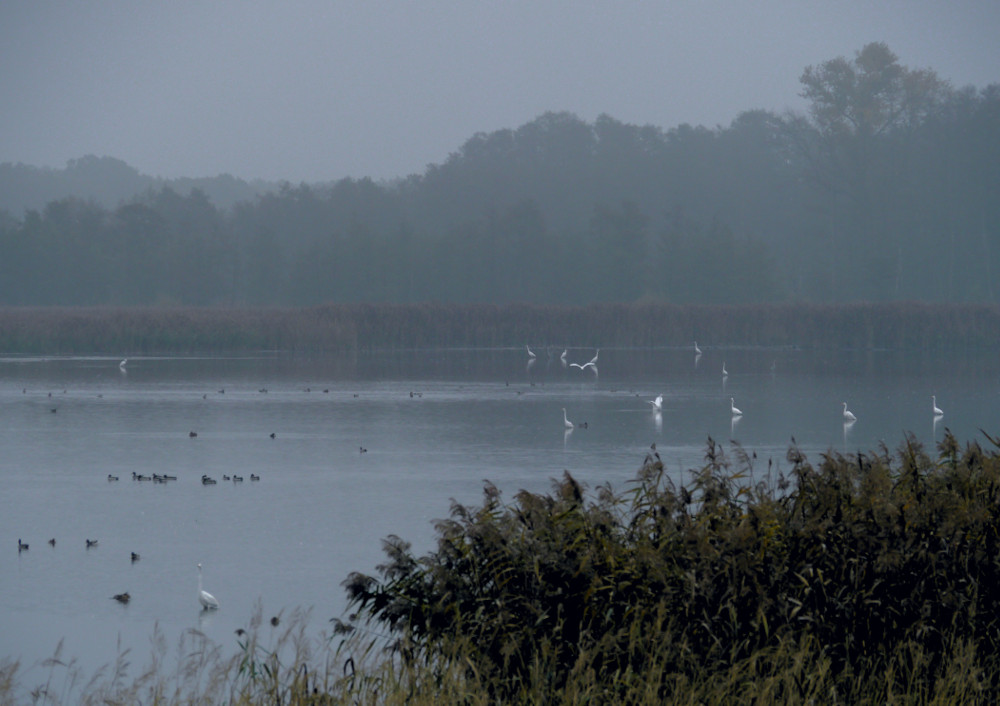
[
  {"xmin": 1, "ymin": 301, "xmax": 998, "ymax": 355},
  {"xmin": 6, "ymin": 431, "xmax": 1000, "ymax": 703}
]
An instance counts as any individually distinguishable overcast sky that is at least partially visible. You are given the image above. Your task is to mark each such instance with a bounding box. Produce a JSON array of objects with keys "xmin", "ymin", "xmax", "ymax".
[{"xmin": 2, "ymin": 1, "xmax": 997, "ymax": 183}]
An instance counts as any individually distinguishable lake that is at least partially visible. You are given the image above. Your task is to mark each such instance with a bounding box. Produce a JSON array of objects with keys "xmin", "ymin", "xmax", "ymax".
[{"xmin": 2, "ymin": 345, "xmax": 998, "ymax": 687}]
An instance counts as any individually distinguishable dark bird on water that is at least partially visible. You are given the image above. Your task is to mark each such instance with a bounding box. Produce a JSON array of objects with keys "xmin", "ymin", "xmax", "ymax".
[
  {"xmin": 189, "ymin": 431, "xmax": 198, "ymax": 438},
  {"xmin": 48, "ymin": 538, "xmax": 56, "ymax": 546},
  {"xmin": 112, "ymin": 592, "xmax": 130, "ymax": 604},
  {"xmin": 86, "ymin": 539, "xmax": 98, "ymax": 548},
  {"xmin": 18, "ymin": 539, "xmax": 28, "ymax": 552},
  {"xmin": 131, "ymin": 552, "xmax": 140, "ymax": 562}
]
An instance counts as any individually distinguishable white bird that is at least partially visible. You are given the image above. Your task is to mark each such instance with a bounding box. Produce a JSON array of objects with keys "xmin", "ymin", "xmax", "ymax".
[
  {"xmin": 570, "ymin": 349, "xmax": 599, "ymax": 371},
  {"xmin": 526, "ymin": 345, "xmax": 536, "ymax": 359},
  {"xmin": 730, "ymin": 397, "xmax": 742, "ymax": 416},
  {"xmin": 932, "ymin": 395, "xmax": 943, "ymax": 417},
  {"xmin": 119, "ymin": 358, "xmax": 127, "ymax": 369},
  {"xmin": 694, "ymin": 341, "xmax": 702, "ymax": 355},
  {"xmin": 562, "ymin": 407, "xmax": 574, "ymax": 429},
  {"xmin": 722, "ymin": 362, "xmax": 728, "ymax": 378},
  {"xmin": 649, "ymin": 394, "xmax": 663, "ymax": 412},
  {"xmin": 197, "ymin": 563, "xmax": 219, "ymax": 610},
  {"xmin": 842, "ymin": 402, "xmax": 857, "ymax": 422},
  {"xmin": 560, "ymin": 349, "xmax": 567, "ymax": 362}
]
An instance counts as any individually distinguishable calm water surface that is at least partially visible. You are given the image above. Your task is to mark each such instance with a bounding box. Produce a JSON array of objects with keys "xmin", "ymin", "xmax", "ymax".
[{"xmin": 2, "ymin": 346, "xmax": 998, "ymax": 683}]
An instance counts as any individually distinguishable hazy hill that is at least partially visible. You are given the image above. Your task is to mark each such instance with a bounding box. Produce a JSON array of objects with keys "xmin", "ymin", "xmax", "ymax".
[{"xmin": 0, "ymin": 155, "xmax": 278, "ymax": 216}]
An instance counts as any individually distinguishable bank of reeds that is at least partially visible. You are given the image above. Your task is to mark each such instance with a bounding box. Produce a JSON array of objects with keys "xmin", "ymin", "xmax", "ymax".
[
  {"xmin": 6, "ymin": 431, "xmax": 1000, "ymax": 704},
  {"xmin": 0, "ymin": 301, "xmax": 999, "ymax": 354}
]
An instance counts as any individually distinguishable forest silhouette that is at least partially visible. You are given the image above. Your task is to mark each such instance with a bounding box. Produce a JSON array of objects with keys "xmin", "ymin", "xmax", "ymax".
[{"xmin": 1, "ymin": 43, "xmax": 996, "ymax": 308}]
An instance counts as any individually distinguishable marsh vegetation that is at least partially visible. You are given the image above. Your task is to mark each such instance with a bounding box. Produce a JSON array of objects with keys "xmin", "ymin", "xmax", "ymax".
[{"xmin": 6, "ymin": 431, "xmax": 1000, "ymax": 703}]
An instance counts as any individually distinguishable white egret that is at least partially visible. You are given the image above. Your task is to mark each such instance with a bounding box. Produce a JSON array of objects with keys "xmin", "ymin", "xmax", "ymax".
[
  {"xmin": 730, "ymin": 398, "xmax": 742, "ymax": 416},
  {"xmin": 198, "ymin": 563, "xmax": 219, "ymax": 610},
  {"xmin": 722, "ymin": 362, "xmax": 728, "ymax": 378},
  {"xmin": 119, "ymin": 358, "xmax": 127, "ymax": 369},
  {"xmin": 842, "ymin": 402, "xmax": 857, "ymax": 422},
  {"xmin": 526, "ymin": 345, "xmax": 536, "ymax": 359},
  {"xmin": 562, "ymin": 408, "xmax": 574, "ymax": 430},
  {"xmin": 560, "ymin": 349, "xmax": 567, "ymax": 362},
  {"xmin": 932, "ymin": 395, "xmax": 943, "ymax": 417},
  {"xmin": 694, "ymin": 341, "xmax": 702, "ymax": 355},
  {"xmin": 649, "ymin": 394, "xmax": 663, "ymax": 412}
]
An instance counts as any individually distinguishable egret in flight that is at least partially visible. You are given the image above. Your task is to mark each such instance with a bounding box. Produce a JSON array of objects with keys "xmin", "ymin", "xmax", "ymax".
[
  {"xmin": 842, "ymin": 402, "xmax": 857, "ymax": 422},
  {"xmin": 198, "ymin": 563, "xmax": 219, "ymax": 610}
]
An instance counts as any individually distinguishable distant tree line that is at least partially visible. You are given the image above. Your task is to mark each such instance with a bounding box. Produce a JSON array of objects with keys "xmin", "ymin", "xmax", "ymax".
[{"xmin": 0, "ymin": 43, "xmax": 996, "ymax": 307}]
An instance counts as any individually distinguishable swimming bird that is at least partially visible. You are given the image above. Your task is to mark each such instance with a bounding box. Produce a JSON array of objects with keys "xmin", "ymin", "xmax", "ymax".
[
  {"xmin": 189, "ymin": 431, "xmax": 198, "ymax": 438},
  {"xmin": 649, "ymin": 394, "xmax": 663, "ymax": 412},
  {"xmin": 250, "ymin": 474, "xmax": 260, "ymax": 481},
  {"xmin": 562, "ymin": 408, "xmax": 574, "ymax": 430},
  {"xmin": 232, "ymin": 475, "xmax": 244, "ymax": 482},
  {"xmin": 730, "ymin": 398, "xmax": 743, "ymax": 416},
  {"xmin": 131, "ymin": 552, "xmax": 140, "ymax": 562},
  {"xmin": 842, "ymin": 402, "xmax": 857, "ymax": 422},
  {"xmin": 112, "ymin": 592, "xmax": 130, "ymax": 604},
  {"xmin": 18, "ymin": 539, "xmax": 28, "ymax": 552},
  {"xmin": 108, "ymin": 474, "xmax": 119, "ymax": 481},
  {"xmin": 86, "ymin": 539, "xmax": 98, "ymax": 548},
  {"xmin": 198, "ymin": 563, "xmax": 219, "ymax": 610},
  {"xmin": 48, "ymin": 538, "xmax": 55, "ymax": 547},
  {"xmin": 932, "ymin": 395, "xmax": 943, "ymax": 417}
]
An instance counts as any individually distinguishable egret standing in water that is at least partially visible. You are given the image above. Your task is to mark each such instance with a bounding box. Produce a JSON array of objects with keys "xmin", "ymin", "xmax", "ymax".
[
  {"xmin": 722, "ymin": 362, "xmax": 729, "ymax": 378},
  {"xmin": 842, "ymin": 402, "xmax": 857, "ymax": 422},
  {"xmin": 562, "ymin": 408, "xmax": 574, "ymax": 430},
  {"xmin": 526, "ymin": 345, "xmax": 536, "ymax": 359},
  {"xmin": 694, "ymin": 342, "xmax": 702, "ymax": 356},
  {"xmin": 730, "ymin": 398, "xmax": 742, "ymax": 416},
  {"xmin": 932, "ymin": 395, "xmax": 943, "ymax": 417},
  {"xmin": 649, "ymin": 394, "xmax": 663, "ymax": 412},
  {"xmin": 198, "ymin": 563, "xmax": 219, "ymax": 610}
]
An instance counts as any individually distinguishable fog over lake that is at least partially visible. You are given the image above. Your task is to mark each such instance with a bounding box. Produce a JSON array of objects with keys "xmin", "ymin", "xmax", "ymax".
[{"xmin": 3, "ymin": 346, "xmax": 998, "ymax": 682}]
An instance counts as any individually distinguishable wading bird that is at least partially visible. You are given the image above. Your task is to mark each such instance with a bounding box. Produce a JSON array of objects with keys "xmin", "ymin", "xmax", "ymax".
[
  {"xmin": 730, "ymin": 398, "xmax": 743, "ymax": 417},
  {"xmin": 932, "ymin": 395, "xmax": 943, "ymax": 417},
  {"xmin": 842, "ymin": 402, "xmax": 857, "ymax": 422},
  {"xmin": 198, "ymin": 563, "xmax": 219, "ymax": 610},
  {"xmin": 562, "ymin": 408, "xmax": 574, "ymax": 430},
  {"xmin": 649, "ymin": 394, "xmax": 663, "ymax": 412}
]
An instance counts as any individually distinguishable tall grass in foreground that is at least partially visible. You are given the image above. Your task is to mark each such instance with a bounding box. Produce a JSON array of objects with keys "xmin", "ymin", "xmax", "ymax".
[{"xmin": 5, "ymin": 431, "xmax": 1000, "ymax": 704}]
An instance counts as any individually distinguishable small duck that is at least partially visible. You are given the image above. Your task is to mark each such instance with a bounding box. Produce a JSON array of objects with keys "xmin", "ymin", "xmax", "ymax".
[
  {"xmin": 86, "ymin": 539, "xmax": 98, "ymax": 548},
  {"xmin": 18, "ymin": 539, "xmax": 28, "ymax": 552},
  {"xmin": 131, "ymin": 552, "xmax": 140, "ymax": 562},
  {"xmin": 250, "ymin": 474, "xmax": 260, "ymax": 481},
  {"xmin": 112, "ymin": 592, "xmax": 130, "ymax": 604}
]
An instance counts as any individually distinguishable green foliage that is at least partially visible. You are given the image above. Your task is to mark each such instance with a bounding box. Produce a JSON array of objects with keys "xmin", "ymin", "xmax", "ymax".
[{"xmin": 344, "ymin": 431, "xmax": 1000, "ymax": 702}]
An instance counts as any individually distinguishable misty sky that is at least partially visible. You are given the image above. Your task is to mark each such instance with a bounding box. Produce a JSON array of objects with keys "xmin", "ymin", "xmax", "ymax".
[{"xmin": 2, "ymin": 1, "xmax": 997, "ymax": 183}]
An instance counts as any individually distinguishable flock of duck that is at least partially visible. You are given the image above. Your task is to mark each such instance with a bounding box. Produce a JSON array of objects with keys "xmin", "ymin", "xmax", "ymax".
[{"xmin": 15, "ymin": 535, "xmax": 219, "ymax": 610}]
